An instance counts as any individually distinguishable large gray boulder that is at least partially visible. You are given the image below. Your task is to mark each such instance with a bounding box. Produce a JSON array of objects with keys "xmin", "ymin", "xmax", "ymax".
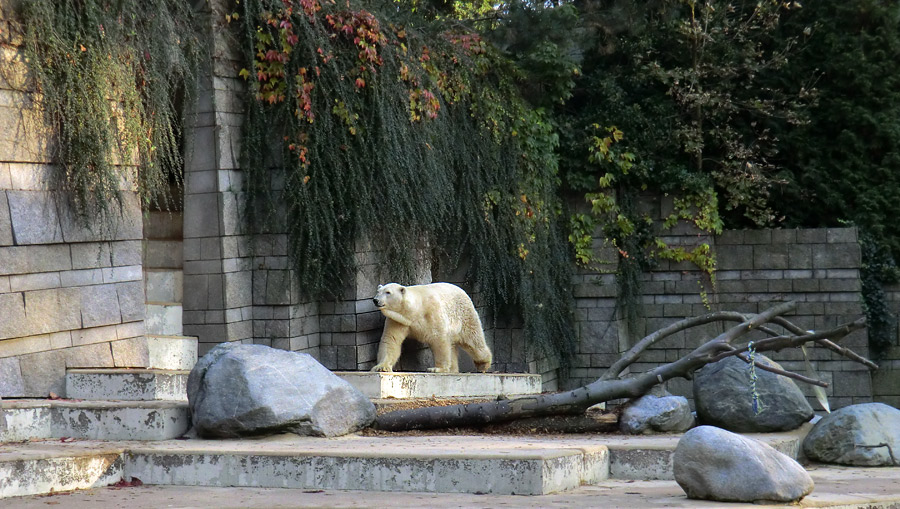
[
  {"xmin": 802, "ymin": 402, "xmax": 900, "ymax": 466},
  {"xmin": 674, "ymin": 425, "xmax": 814, "ymax": 503},
  {"xmin": 620, "ymin": 391, "xmax": 694, "ymax": 435},
  {"xmin": 187, "ymin": 343, "xmax": 376, "ymax": 438},
  {"xmin": 694, "ymin": 354, "xmax": 813, "ymax": 432}
]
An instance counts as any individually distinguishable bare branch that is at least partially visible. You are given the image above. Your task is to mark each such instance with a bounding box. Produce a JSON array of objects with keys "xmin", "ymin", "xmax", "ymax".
[
  {"xmin": 734, "ymin": 352, "xmax": 828, "ymax": 387},
  {"xmin": 600, "ymin": 311, "xmax": 749, "ymax": 381},
  {"xmin": 770, "ymin": 316, "xmax": 877, "ymax": 370},
  {"xmin": 817, "ymin": 338, "xmax": 879, "ymax": 370},
  {"xmin": 710, "ymin": 317, "xmax": 867, "ymax": 363}
]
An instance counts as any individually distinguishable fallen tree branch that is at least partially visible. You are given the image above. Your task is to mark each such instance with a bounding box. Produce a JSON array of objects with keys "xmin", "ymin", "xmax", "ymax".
[
  {"xmin": 769, "ymin": 317, "xmax": 879, "ymax": 370},
  {"xmin": 709, "ymin": 318, "xmax": 867, "ymax": 364},
  {"xmin": 376, "ymin": 301, "xmax": 861, "ymax": 431}
]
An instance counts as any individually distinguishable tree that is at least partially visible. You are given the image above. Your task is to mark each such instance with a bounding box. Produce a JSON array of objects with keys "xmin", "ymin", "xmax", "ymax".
[
  {"xmin": 374, "ymin": 301, "xmax": 874, "ymax": 431},
  {"xmin": 770, "ymin": 0, "xmax": 900, "ymax": 358}
]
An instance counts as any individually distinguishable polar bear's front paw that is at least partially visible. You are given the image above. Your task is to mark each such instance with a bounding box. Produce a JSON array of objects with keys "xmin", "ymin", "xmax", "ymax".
[{"xmin": 371, "ymin": 363, "xmax": 394, "ymax": 373}]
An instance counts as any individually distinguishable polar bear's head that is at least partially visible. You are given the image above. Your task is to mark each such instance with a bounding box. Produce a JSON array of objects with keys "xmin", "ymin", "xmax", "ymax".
[{"xmin": 373, "ymin": 283, "xmax": 405, "ymax": 310}]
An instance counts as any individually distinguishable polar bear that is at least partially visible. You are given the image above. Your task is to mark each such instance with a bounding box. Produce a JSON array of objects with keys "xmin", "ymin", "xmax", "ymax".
[{"xmin": 370, "ymin": 282, "xmax": 492, "ymax": 373}]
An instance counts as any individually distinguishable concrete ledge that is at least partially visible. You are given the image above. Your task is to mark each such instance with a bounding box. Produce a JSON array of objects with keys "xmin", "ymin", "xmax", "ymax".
[
  {"xmin": 0, "ymin": 400, "xmax": 189, "ymax": 442},
  {"xmin": 125, "ymin": 435, "xmax": 609, "ymax": 496},
  {"xmin": 51, "ymin": 400, "xmax": 190, "ymax": 441},
  {"xmin": 335, "ymin": 372, "xmax": 542, "ymax": 399},
  {"xmin": 0, "ymin": 450, "xmax": 125, "ymax": 498},
  {"xmin": 66, "ymin": 368, "xmax": 190, "ymax": 401}
]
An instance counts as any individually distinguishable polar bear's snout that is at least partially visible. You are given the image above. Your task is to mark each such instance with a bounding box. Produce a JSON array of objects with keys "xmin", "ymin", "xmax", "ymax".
[{"xmin": 373, "ymin": 297, "xmax": 382, "ymax": 308}]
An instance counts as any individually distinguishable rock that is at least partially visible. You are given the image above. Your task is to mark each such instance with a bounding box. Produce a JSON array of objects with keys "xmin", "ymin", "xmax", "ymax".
[
  {"xmin": 693, "ymin": 354, "xmax": 813, "ymax": 432},
  {"xmin": 802, "ymin": 402, "xmax": 900, "ymax": 466},
  {"xmin": 620, "ymin": 391, "xmax": 694, "ymax": 434},
  {"xmin": 187, "ymin": 343, "xmax": 376, "ymax": 438},
  {"xmin": 674, "ymin": 425, "xmax": 814, "ymax": 503}
]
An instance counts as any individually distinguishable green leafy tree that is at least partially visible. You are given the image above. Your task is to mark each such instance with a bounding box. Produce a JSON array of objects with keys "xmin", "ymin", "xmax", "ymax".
[{"xmin": 772, "ymin": 0, "xmax": 900, "ymax": 357}]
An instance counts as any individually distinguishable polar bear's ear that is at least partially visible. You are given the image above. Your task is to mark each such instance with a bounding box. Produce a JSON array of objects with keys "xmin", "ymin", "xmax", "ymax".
[{"xmin": 377, "ymin": 284, "xmax": 383, "ymax": 291}]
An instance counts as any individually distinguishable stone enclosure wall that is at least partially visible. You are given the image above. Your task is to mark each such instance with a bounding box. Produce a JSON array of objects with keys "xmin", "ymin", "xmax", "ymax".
[
  {"xmin": 0, "ymin": 3, "xmax": 146, "ymax": 397},
  {"xmin": 568, "ymin": 216, "xmax": 881, "ymax": 409}
]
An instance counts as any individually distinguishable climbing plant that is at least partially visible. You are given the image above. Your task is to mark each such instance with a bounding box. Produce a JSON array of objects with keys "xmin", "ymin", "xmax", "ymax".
[
  {"xmin": 19, "ymin": 0, "xmax": 202, "ymax": 219},
  {"xmin": 233, "ymin": 0, "xmax": 575, "ymax": 362}
]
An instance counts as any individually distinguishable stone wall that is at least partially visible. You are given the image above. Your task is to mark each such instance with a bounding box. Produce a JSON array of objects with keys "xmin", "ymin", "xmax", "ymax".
[
  {"xmin": 876, "ymin": 283, "xmax": 900, "ymax": 408},
  {"xmin": 0, "ymin": 8, "xmax": 146, "ymax": 397},
  {"xmin": 568, "ymin": 222, "xmax": 875, "ymax": 409}
]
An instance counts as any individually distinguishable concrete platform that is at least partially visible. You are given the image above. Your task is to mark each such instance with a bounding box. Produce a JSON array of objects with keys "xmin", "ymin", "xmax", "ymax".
[
  {"xmin": 66, "ymin": 368, "xmax": 190, "ymax": 402},
  {"xmin": 0, "ymin": 425, "xmax": 816, "ymax": 499},
  {"xmin": 335, "ymin": 372, "xmax": 542, "ymax": 399},
  {"xmin": 6, "ymin": 467, "xmax": 900, "ymax": 508}
]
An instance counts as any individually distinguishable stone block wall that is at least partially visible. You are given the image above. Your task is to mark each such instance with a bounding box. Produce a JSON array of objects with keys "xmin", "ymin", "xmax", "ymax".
[
  {"xmin": 876, "ymin": 283, "xmax": 900, "ymax": 408},
  {"xmin": 567, "ymin": 225, "xmax": 874, "ymax": 409},
  {"xmin": 0, "ymin": 9, "xmax": 147, "ymax": 398}
]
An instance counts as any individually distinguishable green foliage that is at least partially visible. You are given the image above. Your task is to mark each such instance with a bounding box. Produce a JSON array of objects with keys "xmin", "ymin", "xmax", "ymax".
[
  {"xmin": 20, "ymin": 0, "xmax": 202, "ymax": 218},
  {"xmin": 235, "ymin": 0, "xmax": 575, "ymax": 362},
  {"xmin": 775, "ymin": 1, "xmax": 900, "ymax": 253},
  {"xmin": 771, "ymin": 1, "xmax": 900, "ymax": 357},
  {"xmin": 860, "ymin": 233, "xmax": 900, "ymax": 359},
  {"xmin": 560, "ymin": 0, "xmax": 808, "ymax": 228}
]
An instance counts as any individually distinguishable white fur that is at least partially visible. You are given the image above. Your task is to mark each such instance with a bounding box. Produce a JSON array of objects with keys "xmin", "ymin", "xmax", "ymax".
[{"xmin": 370, "ymin": 282, "xmax": 492, "ymax": 373}]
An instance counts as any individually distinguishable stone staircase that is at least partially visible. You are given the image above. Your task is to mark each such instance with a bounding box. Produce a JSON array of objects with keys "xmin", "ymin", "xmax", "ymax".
[{"xmin": 0, "ymin": 210, "xmax": 197, "ymax": 444}]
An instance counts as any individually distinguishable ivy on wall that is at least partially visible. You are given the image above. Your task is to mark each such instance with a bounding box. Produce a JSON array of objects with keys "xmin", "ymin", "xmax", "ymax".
[
  {"xmin": 19, "ymin": 0, "xmax": 202, "ymax": 219},
  {"xmin": 233, "ymin": 0, "xmax": 575, "ymax": 362}
]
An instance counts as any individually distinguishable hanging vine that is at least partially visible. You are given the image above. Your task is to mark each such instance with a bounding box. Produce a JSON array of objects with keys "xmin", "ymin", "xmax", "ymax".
[
  {"xmin": 19, "ymin": 0, "xmax": 202, "ymax": 219},
  {"xmin": 233, "ymin": 0, "xmax": 575, "ymax": 363}
]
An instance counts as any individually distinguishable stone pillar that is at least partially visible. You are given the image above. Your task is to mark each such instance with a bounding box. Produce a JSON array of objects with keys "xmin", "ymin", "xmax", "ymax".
[{"xmin": 182, "ymin": 0, "xmax": 255, "ymax": 355}]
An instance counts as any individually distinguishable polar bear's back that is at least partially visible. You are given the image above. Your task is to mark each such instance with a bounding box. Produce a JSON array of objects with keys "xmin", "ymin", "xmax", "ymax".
[{"xmin": 408, "ymin": 283, "xmax": 481, "ymax": 333}]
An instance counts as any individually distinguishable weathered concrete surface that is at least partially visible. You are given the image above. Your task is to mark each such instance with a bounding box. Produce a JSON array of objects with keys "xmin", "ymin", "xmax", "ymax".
[
  {"xmin": 50, "ymin": 400, "xmax": 190, "ymax": 440},
  {"xmin": 1, "ymin": 435, "xmax": 610, "ymax": 497},
  {"xmin": 5, "ymin": 464, "xmax": 900, "ymax": 508},
  {"xmin": 335, "ymin": 371, "xmax": 542, "ymax": 399},
  {"xmin": 145, "ymin": 302, "xmax": 184, "ymax": 336},
  {"xmin": 0, "ymin": 441, "xmax": 130, "ymax": 498},
  {"xmin": 146, "ymin": 335, "xmax": 197, "ymax": 370},
  {"xmin": 66, "ymin": 368, "xmax": 190, "ymax": 401},
  {"xmin": 0, "ymin": 399, "xmax": 189, "ymax": 441}
]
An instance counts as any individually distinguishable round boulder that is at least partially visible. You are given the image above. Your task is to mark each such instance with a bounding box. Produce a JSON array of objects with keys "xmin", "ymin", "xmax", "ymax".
[
  {"xmin": 693, "ymin": 354, "xmax": 813, "ymax": 432},
  {"xmin": 620, "ymin": 392, "xmax": 694, "ymax": 434},
  {"xmin": 187, "ymin": 343, "xmax": 376, "ymax": 438},
  {"xmin": 674, "ymin": 425, "xmax": 814, "ymax": 503},
  {"xmin": 803, "ymin": 402, "xmax": 900, "ymax": 466}
]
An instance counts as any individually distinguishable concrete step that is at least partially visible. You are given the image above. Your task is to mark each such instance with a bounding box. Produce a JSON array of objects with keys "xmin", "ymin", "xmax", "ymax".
[
  {"xmin": 335, "ymin": 372, "xmax": 543, "ymax": 399},
  {"xmin": 145, "ymin": 302, "xmax": 183, "ymax": 336},
  {"xmin": 144, "ymin": 268, "xmax": 183, "ymax": 303},
  {"xmin": 0, "ymin": 399, "xmax": 189, "ymax": 442},
  {"xmin": 147, "ymin": 335, "xmax": 197, "ymax": 370},
  {"xmin": 0, "ymin": 427, "xmax": 816, "ymax": 500},
  {"xmin": 0, "ymin": 442, "xmax": 126, "ymax": 499},
  {"xmin": 143, "ymin": 210, "xmax": 183, "ymax": 240},
  {"xmin": 143, "ymin": 239, "xmax": 183, "ymax": 269},
  {"xmin": 66, "ymin": 368, "xmax": 190, "ymax": 402}
]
